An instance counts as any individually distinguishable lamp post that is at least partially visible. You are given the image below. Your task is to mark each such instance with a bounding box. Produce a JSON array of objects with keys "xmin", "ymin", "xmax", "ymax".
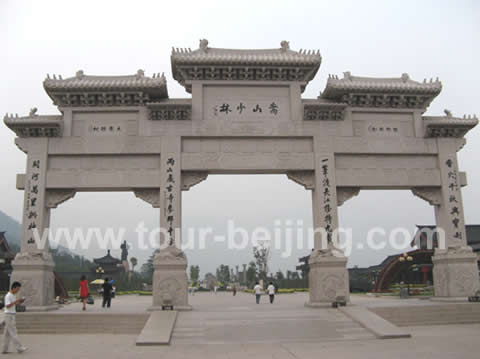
[
  {"xmin": 96, "ymin": 266, "xmax": 104, "ymax": 278},
  {"xmin": 398, "ymin": 253, "xmax": 413, "ymax": 296}
]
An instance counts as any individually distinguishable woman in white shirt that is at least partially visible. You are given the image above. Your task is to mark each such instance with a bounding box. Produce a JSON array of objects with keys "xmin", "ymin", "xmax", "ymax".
[
  {"xmin": 267, "ymin": 282, "xmax": 276, "ymax": 304},
  {"xmin": 253, "ymin": 282, "xmax": 262, "ymax": 304}
]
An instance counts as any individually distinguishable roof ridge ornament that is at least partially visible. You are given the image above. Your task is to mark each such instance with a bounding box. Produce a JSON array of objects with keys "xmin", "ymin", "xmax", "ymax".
[
  {"xmin": 444, "ymin": 109, "xmax": 453, "ymax": 117},
  {"xmin": 343, "ymin": 71, "xmax": 352, "ymax": 80},
  {"xmin": 29, "ymin": 107, "xmax": 38, "ymax": 117},
  {"xmin": 401, "ymin": 73, "xmax": 410, "ymax": 82},
  {"xmin": 76, "ymin": 70, "xmax": 84, "ymax": 79},
  {"xmin": 280, "ymin": 40, "xmax": 290, "ymax": 52},
  {"xmin": 136, "ymin": 69, "xmax": 145, "ymax": 79},
  {"xmin": 199, "ymin": 39, "xmax": 209, "ymax": 53}
]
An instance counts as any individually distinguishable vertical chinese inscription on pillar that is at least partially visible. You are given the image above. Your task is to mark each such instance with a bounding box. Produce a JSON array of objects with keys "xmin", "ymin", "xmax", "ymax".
[
  {"xmin": 165, "ymin": 157, "xmax": 176, "ymax": 246},
  {"xmin": 321, "ymin": 158, "xmax": 333, "ymax": 243},
  {"xmin": 445, "ymin": 159, "xmax": 462, "ymax": 242},
  {"xmin": 26, "ymin": 159, "xmax": 41, "ymax": 246}
]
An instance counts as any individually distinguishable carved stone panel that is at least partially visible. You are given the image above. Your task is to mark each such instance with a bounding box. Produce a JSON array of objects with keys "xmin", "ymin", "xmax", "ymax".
[
  {"xmin": 411, "ymin": 187, "xmax": 442, "ymax": 206},
  {"xmin": 337, "ymin": 187, "xmax": 360, "ymax": 206},
  {"xmin": 134, "ymin": 189, "xmax": 160, "ymax": 208},
  {"xmin": 45, "ymin": 189, "xmax": 76, "ymax": 208},
  {"xmin": 286, "ymin": 171, "xmax": 314, "ymax": 189},
  {"xmin": 181, "ymin": 172, "xmax": 208, "ymax": 191}
]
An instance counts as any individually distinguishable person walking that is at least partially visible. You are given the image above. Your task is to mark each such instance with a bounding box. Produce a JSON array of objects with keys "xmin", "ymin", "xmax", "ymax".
[
  {"xmin": 2, "ymin": 282, "xmax": 27, "ymax": 354},
  {"xmin": 267, "ymin": 282, "xmax": 276, "ymax": 304},
  {"xmin": 232, "ymin": 285, "xmax": 237, "ymax": 296},
  {"xmin": 79, "ymin": 275, "xmax": 89, "ymax": 311},
  {"xmin": 101, "ymin": 278, "xmax": 113, "ymax": 309},
  {"xmin": 253, "ymin": 282, "xmax": 262, "ymax": 304}
]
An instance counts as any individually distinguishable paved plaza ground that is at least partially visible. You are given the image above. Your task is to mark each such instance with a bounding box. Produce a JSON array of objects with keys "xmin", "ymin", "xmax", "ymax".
[{"xmin": 9, "ymin": 293, "xmax": 480, "ymax": 358}]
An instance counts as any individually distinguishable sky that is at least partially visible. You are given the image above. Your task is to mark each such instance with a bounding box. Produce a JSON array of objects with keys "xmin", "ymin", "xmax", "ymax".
[{"xmin": 1, "ymin": 0, "xmax": 479, "ymax": 278}]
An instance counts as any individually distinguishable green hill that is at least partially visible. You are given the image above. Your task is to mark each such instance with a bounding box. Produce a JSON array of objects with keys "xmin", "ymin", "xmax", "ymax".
[{"xmin": 0, "ymin": 210, "xmax": 21, "ymax": 252}]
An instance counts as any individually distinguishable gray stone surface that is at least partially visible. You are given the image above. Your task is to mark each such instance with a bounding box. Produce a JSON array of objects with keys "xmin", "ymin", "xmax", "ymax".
[
  {"xmin": 7, "ymin": 294, "xmax": 480, "ymax": 358},
  {"xmin": 339, "ymin": 306, "xmax": 411, "ymax": 339},
  {"xmin": 4, "ymin": 40, "xmax": 479, "ymax": 307},
  {"xmin": 136, "ymin": 311, "xmax": 177, "ymax": 346}
]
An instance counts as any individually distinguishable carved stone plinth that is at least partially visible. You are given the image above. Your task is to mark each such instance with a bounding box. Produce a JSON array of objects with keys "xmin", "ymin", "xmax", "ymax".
[
  {"xmin": 149, "ymin": 246, "xmax": 191, "ymax": 311},
  {"xmin": 10, "ymin": 252, "xmax": 58, "ymax": 311},
  {"xmin": 306, "ymin": 251, "xmax": 350, "ymax": 306},
  {"xmin": 432, "ymin": 246, "xmax": 480, "ymax": 298}
]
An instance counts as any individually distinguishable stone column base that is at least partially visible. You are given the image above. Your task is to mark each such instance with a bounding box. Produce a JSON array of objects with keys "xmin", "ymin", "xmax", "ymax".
[
  {"xmin": 150, "ymin": 247, "xmax": 190, "ymax": 311},
  {"xmin": 432, "ymin": 246, "xmax": 480, "ymax": 298},
  {"xmin": 148, "ymin": 305, "xmax": 193, "ymax": 312},
  {"xmin": 307, "ymin": 250, "xmax": 350, "ymax": 306},
  {"xmin": 10, "ymin": 251, "xmax": 57, "ymax": 311}
]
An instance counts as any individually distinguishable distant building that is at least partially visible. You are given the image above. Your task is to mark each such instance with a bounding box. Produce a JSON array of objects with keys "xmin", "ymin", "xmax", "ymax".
[
  {"xmin": 93, "ymin": 250, "xmax": 124, "ymax": 280},
  {"xmin": 297, "ymin": 225, "xmax": 480, "ymax": 292}
]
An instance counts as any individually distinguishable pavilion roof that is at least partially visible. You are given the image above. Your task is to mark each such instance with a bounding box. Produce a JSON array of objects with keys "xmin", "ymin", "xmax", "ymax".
[
  {"xmin": 171, "ymin": 40, "xmax": 322, "ymax": 93},
  {"xmin": 93, "ymin": 250, "xmax": 121, "ymax": 265}
]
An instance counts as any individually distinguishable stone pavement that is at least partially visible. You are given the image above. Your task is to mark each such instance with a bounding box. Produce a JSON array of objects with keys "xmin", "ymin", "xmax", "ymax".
[{"xmin": 8, "ymin": 293, "xmax": 480, "ymax": 358}]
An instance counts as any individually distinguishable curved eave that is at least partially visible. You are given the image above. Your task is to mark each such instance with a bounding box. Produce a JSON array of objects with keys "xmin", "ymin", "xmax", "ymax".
[
  {"xmin": 321, "ymin": 75, "xmax": 442, "ymax": 104},
  {"xmin": 171, "ymin": 53, "xmax": 321, "ymax": 94},
  {"xmin": 4, "ymin": 116, "xmax": 63, "ymax": 138},
  {"xmin": 43, "ymin": 74, "xmax": 169, "ymax": 106},
  {"xmin": 423, "ymin": 116, "xmax": 478, "ymax": 138},
  {"xmin": 322, "ymin": 83, "xmax": 442, "ymax": 98}
]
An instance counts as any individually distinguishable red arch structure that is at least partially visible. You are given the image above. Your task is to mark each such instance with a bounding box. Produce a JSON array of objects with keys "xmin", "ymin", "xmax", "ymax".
[{"xmin": 374, "ymin": 249, "xmax": 433, "ymax": 292}]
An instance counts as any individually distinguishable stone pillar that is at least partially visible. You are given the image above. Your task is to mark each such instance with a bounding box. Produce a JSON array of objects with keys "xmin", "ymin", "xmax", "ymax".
[
  {"xmin": 243, "ymin": 264, "xmax": 247, "ymax": 284},
  {"xmin": 151, "ymin": 136, "xmax": 191, "ymax": 310},
  {"xmin": 10, "ymin": 138, "xmax": 57, "ymax": 311},
  {"xmin": 431, "ymin": 138, "xmax": 479, "ymax": 299},
  {"xmin": 307, "ymin": 151, "xmax": 350, "ymax": 306}
]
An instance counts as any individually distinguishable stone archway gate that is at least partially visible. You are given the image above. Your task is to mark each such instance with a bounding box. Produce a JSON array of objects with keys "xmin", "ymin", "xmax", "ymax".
[{"xmin": 4, "ymin": 40, "xmax": 479, "ymax": 310}]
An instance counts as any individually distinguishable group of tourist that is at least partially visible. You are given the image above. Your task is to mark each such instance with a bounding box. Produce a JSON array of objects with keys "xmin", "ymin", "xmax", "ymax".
[
  {"xmin": 254, "ymin": 282, "xmax": 276, "ymax": 304},
  {"xmin": 79, "ymin": 275, "xmax": 114, "ymax": 311}
]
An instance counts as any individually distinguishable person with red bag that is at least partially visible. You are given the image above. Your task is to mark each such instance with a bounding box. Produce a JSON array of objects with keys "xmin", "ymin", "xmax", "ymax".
[{"xmin": 79, "ymin": 275, "xmax": 89, "ymax": 311}]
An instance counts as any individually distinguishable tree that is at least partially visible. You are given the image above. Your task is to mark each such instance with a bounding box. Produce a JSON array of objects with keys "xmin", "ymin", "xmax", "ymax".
[
  {"xmin": 130, "ymin": 257, "xmax": 138, "ymax": 272},
  {"xmin": 215, "ymin": 264, "xmax": 230, "ymax": 285},
  {"xmin": 190, "ymin": 265, "xmax": 200, "ymax": 283},
  {"xmin": 140, "ymin": 249, "xmax": 159, "ymax": 284},
  {"xmin": 204, "ymin": 272, "xmax": 216, "ymax": 290},
  {"xmin": 253, "ymin": 242, "xmax": 270, "ymax": 281},
  {"xmin": 275, "ymin": 270, "xmax": 285, "ymax": 281},
  {"xmin": 246, "ymin": 261, "xmax": 257, "ymax": 286}
]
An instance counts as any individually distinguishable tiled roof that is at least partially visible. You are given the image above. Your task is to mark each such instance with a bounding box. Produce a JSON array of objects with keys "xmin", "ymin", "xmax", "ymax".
[
  {"xmin": 171, "ymin": 40, "xmax": 322, "ymax": 93},
  {"xmin": 4, "ymin": 113, "xmax": 63, "ymax": 137},
  {"xmin": 44, "ymin": 70, "xmax": 167, "ymax": 92},
  {"xmin": 171, "ymin": 47, "xmax": 322, "ymax": 66},
  {"xmin": 43, "ymin": 70, "xmax": 168, "ymax": 106},
  {"xmin": 322, "ymin": 72, "xmax": 442, "ymax": 99},
  {"xmin": 423, "ymin": 113, "xmax": 478, "ymax": 138},
  {"xmin": 93, "ymin": 250, "xmax": 121, "ymax": 265}
]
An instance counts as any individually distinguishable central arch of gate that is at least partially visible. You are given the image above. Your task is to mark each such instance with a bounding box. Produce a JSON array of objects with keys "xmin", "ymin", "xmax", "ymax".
[{"xmin": 5, "ymin": 40, "xmax": 479, "ymax": 310}]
